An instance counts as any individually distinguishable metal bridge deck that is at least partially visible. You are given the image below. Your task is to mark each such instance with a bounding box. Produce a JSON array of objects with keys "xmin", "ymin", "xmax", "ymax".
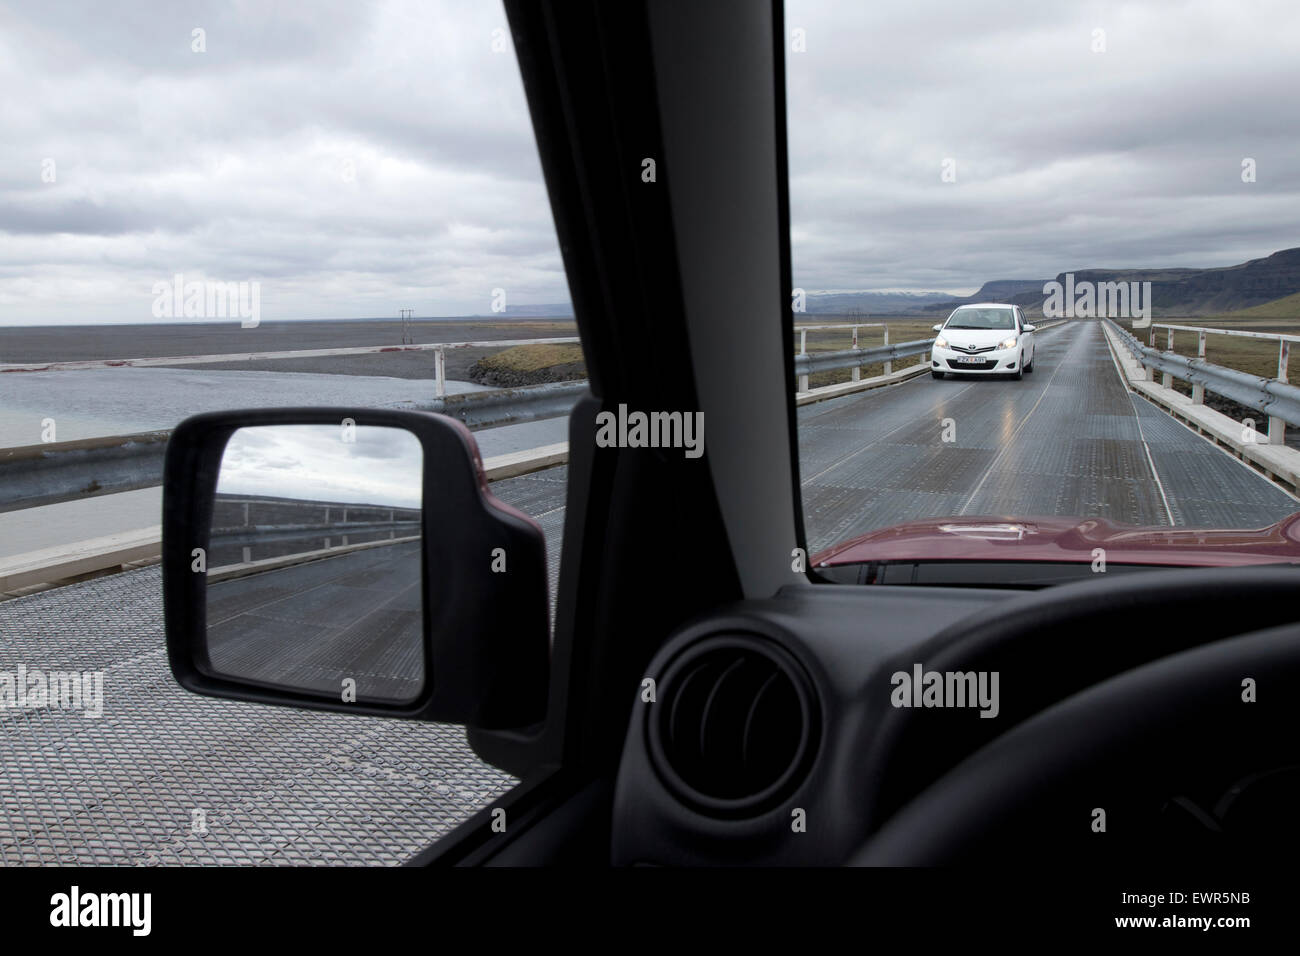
[{"xmin": 1, "ymin": 320, "xmax": 1294, "ymax": 865}]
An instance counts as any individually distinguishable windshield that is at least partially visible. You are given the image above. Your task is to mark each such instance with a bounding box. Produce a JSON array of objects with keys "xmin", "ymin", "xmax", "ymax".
[
  {"xmin": 945, "ymin": 309, "xmax": 1016, "ymax": 331},
  {"xmin": 785, "ymin": 0, "xmax": 1300, "ymax": 574}
]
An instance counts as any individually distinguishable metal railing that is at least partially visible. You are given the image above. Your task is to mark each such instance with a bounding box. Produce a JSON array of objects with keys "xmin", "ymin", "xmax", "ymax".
[
  {"xmin": 0, "ymin": 336, "xmax": 582, "ymax": 399},
  {"xmin": 1, "ymin": 430, "xmax": 170, "ymax": 513},
  {"xmin": 1109, "ymin": 319, "xmax": 1300, "ymax": 443},
  {"xmin": 1146, "ymin": 323, "xmax": 1294, "ymax": 435},
  {"xmin": 794, "ymin": 323, "xmax": 895, "ymax": 389},
  {"xmin": 0, "ymin": 380, "xmax": 589, "ymax": 513},
  {"xmin": 3, "ymin": 327, "xmax": 954, "ymax": 514},
  {"xmin": 208, "ymin": 494, "xmax": 422, "ymax": 568},
  {"xmin": 793, "ymin": 338, "xmax": 934, "ymax": 385}
]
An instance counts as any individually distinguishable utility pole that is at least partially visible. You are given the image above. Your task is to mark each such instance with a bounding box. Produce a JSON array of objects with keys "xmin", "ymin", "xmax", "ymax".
[{"xmin": 399, "ymin": 308, "xmax": 414, "ymax": 344}]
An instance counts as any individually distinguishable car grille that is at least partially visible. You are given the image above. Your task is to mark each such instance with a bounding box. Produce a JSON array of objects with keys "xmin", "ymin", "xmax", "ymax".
[
  {"xmin": 946, "ymin": 359, "xmax": 998, "ymax": 370},
  {"xmin": 951, "ymin": 344, "xmax": 995, "ymax": 354}
]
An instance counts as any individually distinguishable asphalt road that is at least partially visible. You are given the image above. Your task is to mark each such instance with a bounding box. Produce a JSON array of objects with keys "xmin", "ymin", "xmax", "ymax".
[{"xmin": 3, "ymin": 317, "xmax": 1297, "ymax": 865}]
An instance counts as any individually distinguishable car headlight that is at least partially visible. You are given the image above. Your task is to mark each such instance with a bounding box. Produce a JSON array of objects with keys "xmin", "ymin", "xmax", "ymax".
[
  {"xmin": 934, "ymin": 336, "xmax": 948, "ymax": 349},
  {"xmin": 999, "ymin": 336, "xmax": 1018, "ymax": 350}
]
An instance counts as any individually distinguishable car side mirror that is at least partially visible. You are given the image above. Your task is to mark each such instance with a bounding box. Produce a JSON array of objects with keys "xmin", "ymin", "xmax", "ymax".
[
  {"xmin": 932, "ymin": 324, "xmax": 944, "ymax": 332},
  {"xmin": 1022, "ymin": 324, "xmax": 1037, "ymax": 333},
  {"xmin": 162, "ymin": 408, "xmax": 549, "ymax": 729}
]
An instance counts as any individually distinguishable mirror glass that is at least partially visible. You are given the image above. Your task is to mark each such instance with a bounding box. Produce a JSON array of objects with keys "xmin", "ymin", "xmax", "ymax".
[{"xmin": 205, "ymin": 424, "xmax": 425, "ymax": 704}]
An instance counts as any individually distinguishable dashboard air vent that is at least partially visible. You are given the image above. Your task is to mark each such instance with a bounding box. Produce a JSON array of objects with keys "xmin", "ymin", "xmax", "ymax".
[{"xmin": 650, "ymin": 636, "xmax": 818, "ymax": 814}]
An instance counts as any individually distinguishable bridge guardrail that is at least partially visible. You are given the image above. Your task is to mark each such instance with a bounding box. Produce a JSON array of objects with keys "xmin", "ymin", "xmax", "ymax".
[
  {"xmin": 0, "ymin": 382, "xmax": 589, "ymax": 514},
  {"xmin": 0, "ymin": 335, "xmax": 583, "ymax": 399},
  {"xmin": 3, "ymin": 321, "xmax": 1067, "ymax": 514},
  {"xmin": 793, "ymin": 338, "xmax": 935, "ymax": 378},
  {"xmin": 0, "ymin": 431, "xmax": 171, "ymax": 514},
  {"xmin": 1106, "ymin": 319, "xmax": 1300, "ymax": 443}
]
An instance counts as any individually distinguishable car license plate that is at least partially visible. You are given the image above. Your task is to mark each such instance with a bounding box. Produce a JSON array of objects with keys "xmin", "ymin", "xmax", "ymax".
[{"xmin": 957, "ymin": 356, "xmax": 984, "ymax": 364}]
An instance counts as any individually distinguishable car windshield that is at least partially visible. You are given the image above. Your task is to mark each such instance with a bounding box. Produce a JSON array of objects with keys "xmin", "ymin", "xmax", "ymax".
[
  {"xmin": 785, "ymin": 0, "xmax": 1300, "ymax": 575},
  {"xmin": 945, "ymin": 309, "xmax": 1015, "ymax": 330}
]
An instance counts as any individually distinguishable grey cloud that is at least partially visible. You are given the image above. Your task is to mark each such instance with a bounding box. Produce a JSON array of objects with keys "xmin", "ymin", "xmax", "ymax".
[{"xmin": 3, "ymin": 0, "xmax": 1298, "ymax": 324}]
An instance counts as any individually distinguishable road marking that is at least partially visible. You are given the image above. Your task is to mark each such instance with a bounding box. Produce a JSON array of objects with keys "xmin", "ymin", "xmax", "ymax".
[
  {"xmin": 1100, "ymin": 320, "xmax": 1300, "ymax": 506},
  {"xmin": 800, "ymin": 322, "xmax": 1074, "ymax": 490},
  {"xmin": 1098, "ymin": 324, "xmax": 1175, "ymax": 525},
  {"xmin": 800, "ymin": 380, "xmax": 979, "ymax": 486},
  {"xmin": 956, "ymin": 324, "xmax": 1076, "ymax": 516}
]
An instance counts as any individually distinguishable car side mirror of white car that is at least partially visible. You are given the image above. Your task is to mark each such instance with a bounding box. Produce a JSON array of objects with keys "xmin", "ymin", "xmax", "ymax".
[
  {"xmin": 932, "ymin": 324, "xmax": 944, "ymax": 332},
  {"xmin": 1022, "ymin": 324, "xmax": 1037, "ymax": 332}
]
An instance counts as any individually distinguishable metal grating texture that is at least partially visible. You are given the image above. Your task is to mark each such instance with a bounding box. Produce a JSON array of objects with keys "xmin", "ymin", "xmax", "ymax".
[
  {"xmin": 4, "ymin": 325, "xmax": 1297, "ymax": 866},
  {"xmin": 0, "ymin": 566, "xmax": 517, "ymax": 866},
  {"xmin": 798, "ymin": 321, "xmax": 1298, "ymax": 554},
  {"xmin": 0, "ymin": 467, "xmax": 574, "ymax": 867}
]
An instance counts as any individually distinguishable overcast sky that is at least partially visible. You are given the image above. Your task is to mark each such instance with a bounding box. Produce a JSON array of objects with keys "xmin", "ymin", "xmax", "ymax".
[
  {"xmin": 2, "ymin": 0, "xmax": 1297, "ymax": 325},
  {"xmin": 217, "ymin": 424, "xmax": 422, "ymax": 508}
]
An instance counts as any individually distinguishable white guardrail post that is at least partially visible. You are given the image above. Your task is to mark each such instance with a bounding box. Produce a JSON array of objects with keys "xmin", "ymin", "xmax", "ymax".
[
  {"xmin": 883, "ymin": 325, "xmax": 892, "ymax": 376},
  {"xmin": 798, "ymin": 328, "xmax": 809, "ymax": 392},
  {"xmin": 435, "ymin": 346, "xmax": 447, "ymax": 398},
  {"xmin": 1192, "ymin": 331, "xmax": 1206, "ymax": 405},
  {"xmin": 851, "ymin": 326, "xmax": 860, "ymax": 381},
  {"xmin": 1162, "ymin": 328, "xmax": 1174, "ymax": 389},
  {"xmin": 1272, "ymin": 340, "xmax": 1289, "ymax": 445},
  {"xmin": 1115, "ymin": 319, "xmax": 1300, "ymax": 445},
  {"xmin": 1148, "ymin": 322, "xmax": 1300, "ymax": 446}
]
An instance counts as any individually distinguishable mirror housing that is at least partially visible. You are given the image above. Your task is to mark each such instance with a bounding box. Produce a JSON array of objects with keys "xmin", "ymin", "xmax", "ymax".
[
  {"xmin": 1022, "ymin": 323, "xmax": 1037, "ymax": 333},
  {"xmin": 932, "ymin": 323, "xmax": 944, "ymax": 332},
  {"xmin": 162, "ymin": 407, "xmax": 550, "ymax": 729}
]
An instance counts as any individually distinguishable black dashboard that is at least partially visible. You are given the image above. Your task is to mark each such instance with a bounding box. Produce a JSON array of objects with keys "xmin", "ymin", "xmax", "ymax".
[{"xmin": 611, "ymin": 567, "xmax": 1300, "ymax": 865}]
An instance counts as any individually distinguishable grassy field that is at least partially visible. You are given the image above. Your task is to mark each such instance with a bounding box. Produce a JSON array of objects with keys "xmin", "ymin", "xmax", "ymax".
[
  {"xmin": 469, "ymin": 316, "xmax": 945, "ymax": 388},
  {"xmin": 473, "ymin": 341, "xmax": 584, "ymax": 373},
  {"xmin": 1212, "ymin": 291, "xmax": 1300, "ymax": 321},
  {"xmin": 1115, "ymin": 306, "xmax": 1297, "ymax": 383},
  {"xmin": 469, "ymin": 301, "xmax": 1300, "ymax": 390}
]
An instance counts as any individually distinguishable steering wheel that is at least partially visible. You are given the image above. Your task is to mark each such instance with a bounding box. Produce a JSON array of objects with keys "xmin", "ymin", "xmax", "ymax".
[{"xmin": 848, "ymin": 566, "xmax": 1300, "ymax": 864}]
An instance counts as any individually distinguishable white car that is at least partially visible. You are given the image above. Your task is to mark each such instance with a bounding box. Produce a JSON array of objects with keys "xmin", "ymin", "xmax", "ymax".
[{"xmin": 930, "ymin": 303, "xmax": 1036, "ymax": 380}]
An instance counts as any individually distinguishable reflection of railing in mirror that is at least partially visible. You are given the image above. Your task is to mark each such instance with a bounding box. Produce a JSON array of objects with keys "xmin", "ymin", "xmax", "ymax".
[
  {"xmin": 208, "ymin": 493, "xmax": 421, "ymax": 570},
  {"xmin": 205, "ymin": 492, "xmax": 425, "ymax": 703}
]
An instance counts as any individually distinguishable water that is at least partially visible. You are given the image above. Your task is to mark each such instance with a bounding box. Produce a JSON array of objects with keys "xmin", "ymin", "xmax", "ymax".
[{"xmin": 0, "ymin": 367, "xmax": 491, "ymax": 446}]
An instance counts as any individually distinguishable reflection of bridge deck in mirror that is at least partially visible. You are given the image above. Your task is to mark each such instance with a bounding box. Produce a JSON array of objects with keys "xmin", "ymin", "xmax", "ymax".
[{"xmin": 206, "ymin": 538, "xmax": 423, "ymax": 704}]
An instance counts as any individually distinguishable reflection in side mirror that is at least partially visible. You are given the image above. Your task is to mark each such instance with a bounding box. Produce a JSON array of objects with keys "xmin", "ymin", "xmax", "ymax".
[
  {"xmin": 207, "ymin": 425, "xmax": 425, "ymax": 705},
  {"xmin": 163, "ymin": 407, "xmax": 550, "ymax": 730}
]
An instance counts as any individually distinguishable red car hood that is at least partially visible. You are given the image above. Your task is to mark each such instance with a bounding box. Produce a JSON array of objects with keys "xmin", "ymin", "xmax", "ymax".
[{"xmin": 813, "ymin": 512, "xmax": 1300, "ymax": 569}]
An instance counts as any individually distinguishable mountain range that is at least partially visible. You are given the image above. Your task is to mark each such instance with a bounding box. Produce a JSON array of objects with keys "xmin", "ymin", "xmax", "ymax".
[
  {"xmin": 498, "ymin": 247, "xmax": 1300, "ymax": 318},
  {"xmin": 918, "ymin": 247, "xmax": 1300, "ymax": 317}
]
